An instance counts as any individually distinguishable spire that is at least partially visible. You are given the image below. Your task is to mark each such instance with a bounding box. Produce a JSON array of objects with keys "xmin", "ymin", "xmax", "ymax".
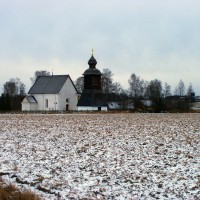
[{"xmin": 92, "ymin": 48, "xmax": 94, "ymax": 56}]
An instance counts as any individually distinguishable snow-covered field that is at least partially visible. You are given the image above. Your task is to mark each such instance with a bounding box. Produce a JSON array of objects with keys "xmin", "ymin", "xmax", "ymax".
[{"xmin": 0, "ymin": 113, "xmax": 199, "ymax": 199}]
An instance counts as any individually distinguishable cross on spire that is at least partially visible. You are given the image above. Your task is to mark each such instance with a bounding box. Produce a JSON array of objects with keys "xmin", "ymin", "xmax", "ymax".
[{"xmin": 92, "ymin": 48, "xmax": 94, "ymax": 56}]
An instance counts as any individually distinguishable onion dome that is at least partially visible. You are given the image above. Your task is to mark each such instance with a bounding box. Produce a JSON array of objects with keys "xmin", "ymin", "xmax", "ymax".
[
  {"xmin": 83, "ymin": 55, "xmax": 101, "ymax": 75},
  {"xmin": 83, "ymin": 50, "xmax": 101, "ymax": 75},
  {"xmin": 88, "ymin": 55, "xmax": 97, "ymax": 68}
]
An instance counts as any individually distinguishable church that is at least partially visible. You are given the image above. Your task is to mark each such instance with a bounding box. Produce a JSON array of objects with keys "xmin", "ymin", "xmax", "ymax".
[
  {"xmin": 21, "ymin": 75, "xmax": 79, "ymax": 111},
  {"xmin": 21, "ymin": 52, "xmax": 107, "ymax": 111}
]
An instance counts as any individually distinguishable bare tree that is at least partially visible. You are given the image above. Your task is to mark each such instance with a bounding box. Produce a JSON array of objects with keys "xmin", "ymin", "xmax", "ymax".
[
  {"xmin": 3, "ymin": 81, "xmax": 17, "ymax": 96},
  {"xmin": 30, "ymin": 70, "xmax": 50, "ymax": 84},
  {"xmin": 163, "ymin": 82, "xmax": 171, "ymax": 97},
  {"xmin": 143, "ymin": 80, "xmax": 149, "ymax": 100},
  {"xmin": 3, "ymin": 78, "xmax": 26, "ymax": 96},
  {"xmin": 128, "ymin": 73, "xmax": 144, "ymax": 99},
  {"xmin": 101, "ymin": 68, "xmax": 125, "ymax": 101},
  {"xmin": 146, "ymin": 79, "xmax": 163, "ymax": 112},
  {"xmin": 75, "ymin": 76, "xmax": 84, "ymax": 93},
  {"xmin": 101, "ymin": 68, "xmax": 113, "ymax": 94},
  {"xmin": 19, "ymin": 82, "xmax": 26, "ymax": 95},
  {"xmin": 146, "ymin": 79, "xmax": 162, "ymax": 99},
  {"xmin": 174, "ymin": 79, "xmax": 185, "ymax": 96},
  {"xmin": 111, "ymin": 82, "xmax": 123, "ymax": 94},
  {"xmin": 2, "ymin": 78, "xmax": 26, "ymax": 110},
  {"xmin": 187, "ymin": 83, "xmax": 194, "ymax": 96}
]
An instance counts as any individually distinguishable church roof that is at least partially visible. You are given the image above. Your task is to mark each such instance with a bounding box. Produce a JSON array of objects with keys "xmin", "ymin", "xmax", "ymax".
[
  {"xmin": 28, "ymin": 75, "xmax": 75, "ymax": 94},
  {"xmin": 25, "ymin": 95, "xmax": 38, "ymax": 103}
]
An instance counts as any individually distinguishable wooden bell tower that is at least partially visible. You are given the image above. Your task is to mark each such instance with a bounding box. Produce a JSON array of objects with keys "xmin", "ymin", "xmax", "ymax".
[{"xmin": 77, "ymin": 50, "xmax": 107, "ymax": 110}]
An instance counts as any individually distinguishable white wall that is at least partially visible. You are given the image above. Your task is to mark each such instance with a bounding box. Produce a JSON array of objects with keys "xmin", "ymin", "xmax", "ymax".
[
  {"xmin": 58, "ymin": 78, "xmax": 78, "ymax": 110},
  {"xmin": 22, "ymin": 98, "xmax": 29, "ymax": 111},
  {"xmin": 21, "ymin": 98, "xmax": 38, "ymax": 111},
  {"xmin": 33, "ymin": 94, "xmax": 59, "ymax": 111}
]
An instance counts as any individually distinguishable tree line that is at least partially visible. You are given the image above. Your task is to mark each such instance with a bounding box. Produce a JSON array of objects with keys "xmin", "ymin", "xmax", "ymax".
[
  {"xmin": 0, "ymin": 71, "xmax": 50, "ymax": 111},
  {"xmin": 76, "ymin": 68, "xmax": 195, "ymax": 112},
  {"xmin": 0, "ymin": 69, "xmax": 195, "ymax": 112}
]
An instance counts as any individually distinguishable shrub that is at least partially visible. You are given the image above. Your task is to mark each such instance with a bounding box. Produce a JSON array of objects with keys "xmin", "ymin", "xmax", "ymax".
[{"xmin": 0, "ymin": 178, "xmax": 41, "ymax": 200}]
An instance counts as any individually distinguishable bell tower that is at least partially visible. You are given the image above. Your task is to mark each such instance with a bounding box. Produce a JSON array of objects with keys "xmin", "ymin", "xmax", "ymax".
[
  {"xmin": 83, "ymin": 51, "xmax": 102, "ymax": 90},
  {"xmin": 77, "ymin": 50, "xmax": 107, "ymax": 110}
]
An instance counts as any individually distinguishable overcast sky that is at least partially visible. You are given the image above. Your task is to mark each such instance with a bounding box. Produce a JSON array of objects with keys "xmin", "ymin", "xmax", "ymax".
[{"xmin": 0, "ymin": 0, "xmax": 200, "ymax": 95}]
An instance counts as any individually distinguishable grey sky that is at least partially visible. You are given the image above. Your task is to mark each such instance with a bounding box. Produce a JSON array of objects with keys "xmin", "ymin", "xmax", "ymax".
[{"xmin": 0, "ymin": 0, "xmax": 200, "ymax": 94}]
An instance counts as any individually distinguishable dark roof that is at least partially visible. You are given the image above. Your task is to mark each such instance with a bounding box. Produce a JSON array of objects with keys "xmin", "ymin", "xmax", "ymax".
[
  {"xmin": 28, "ymin": 75, "xmax": 76, "ymax": 94},
  {"xmin": 25, "ymin": 95, "xmax": 37, "ymax": 103},
  {"xmin": 83, "ymin": 68, "xmax": 102, "ymax": 75},
  {"xmin": 82, "ymin": 55, "xmax": 102, "ymax": 75},
  {"xmin": 88, "ymin": 55, "xmax": 97, "ymax": 66},
  {"xmin": 77, "ymin": 90, "xmax": 107, "ymax": 107}
]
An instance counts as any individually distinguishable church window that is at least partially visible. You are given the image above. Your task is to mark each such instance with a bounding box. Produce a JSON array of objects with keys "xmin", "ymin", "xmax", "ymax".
[{"xmin": 45, "ymin": 99, "xmax": 48, "ymax": 108}]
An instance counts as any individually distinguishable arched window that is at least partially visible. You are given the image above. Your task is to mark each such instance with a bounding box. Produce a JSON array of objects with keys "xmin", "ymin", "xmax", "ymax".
[{"xmin": 45, "ymin": 99, "xmax": 48, "ymax": 108}]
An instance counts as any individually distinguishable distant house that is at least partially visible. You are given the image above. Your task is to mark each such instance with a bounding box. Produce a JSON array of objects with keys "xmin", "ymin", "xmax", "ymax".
[
  {"xmin": 194, "ymin": 96, "xmax": 200, "ymax": 102},
  {"xmin": 141, "ymin": 100, "xmax": 152, "ymax": 108},
  {"xmin": 190, "ymin": 96, "xmax": 200, "ymax": 110},
  {"xmin": 22, "ymin": 75, "xmax": 79, "ymax": 111},
  {"xmin": 107, "ymin": 101, "xmax": 134, "ymax": 110},
  {"xmin": 107, "ymin": 102, "xmax": 120, "ymax": 110},
  {"xmin": 191, "ymin": 102, "xmax": 200, "ymax": 110}
]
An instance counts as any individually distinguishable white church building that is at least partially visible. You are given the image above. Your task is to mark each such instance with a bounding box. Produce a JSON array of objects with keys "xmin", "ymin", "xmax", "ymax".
[{"xmin": 22, "ymin": 75, "xmax": 79, "ymax": 111}]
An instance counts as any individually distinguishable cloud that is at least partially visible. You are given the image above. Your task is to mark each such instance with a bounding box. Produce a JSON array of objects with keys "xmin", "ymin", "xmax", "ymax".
[{"xmin": 0, "ymin": 0, "xmax": 200, "ymax": 94}]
